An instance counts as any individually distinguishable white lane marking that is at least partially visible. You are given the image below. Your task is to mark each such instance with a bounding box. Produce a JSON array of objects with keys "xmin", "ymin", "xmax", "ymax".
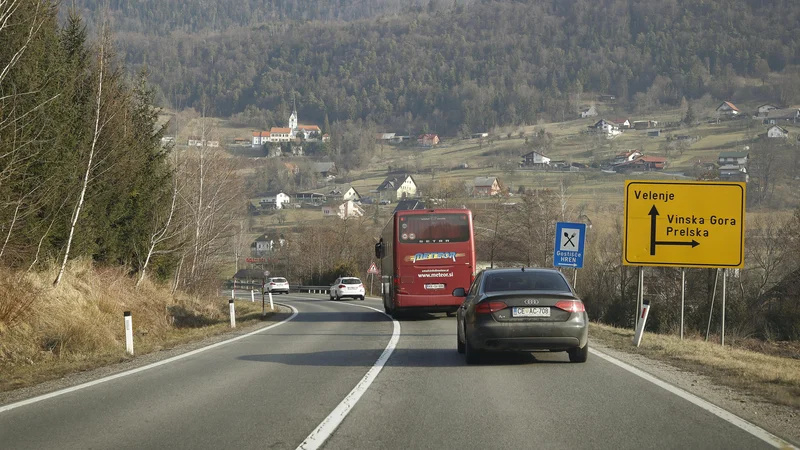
[
  {"xmin": 297, "ymin": 303, "xmax": 400, "ymax": 450},
  {"xmin": 590, "ymin": 348, "xmax": 798, "ymax": 449},
  {"xmin": 0, "ymin": 304, "xmax": 299, "ymax": 414}
]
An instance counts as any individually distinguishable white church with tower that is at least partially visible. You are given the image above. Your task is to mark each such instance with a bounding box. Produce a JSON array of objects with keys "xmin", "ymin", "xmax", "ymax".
[{"xmin": 252, "ymin": 98, "xmax": 324, "ymax": 147}]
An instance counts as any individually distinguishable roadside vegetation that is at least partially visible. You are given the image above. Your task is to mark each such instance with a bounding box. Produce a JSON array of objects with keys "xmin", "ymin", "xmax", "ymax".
[
  {"xmin": 0, "ymin": 2, "xmax": 247, "ymax": 391},
  {"xmin": 0, "ymin": 259, "xmax": 272, "ymax": 392}
]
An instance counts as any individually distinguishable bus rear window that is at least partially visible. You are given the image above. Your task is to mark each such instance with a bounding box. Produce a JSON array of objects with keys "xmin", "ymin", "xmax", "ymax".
[{"xmin": 399, "ymin": 214, "xmax": 470, "ymax": 243}]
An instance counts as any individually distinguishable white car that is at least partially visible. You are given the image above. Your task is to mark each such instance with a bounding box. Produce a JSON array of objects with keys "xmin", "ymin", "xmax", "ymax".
[
  {"xmin": 330, "ymin": 277, "xmax": 365, "ymax": 301},
  {"xmin": 265, "ymin": 277, "xmax": 290, "ymax": 294}
]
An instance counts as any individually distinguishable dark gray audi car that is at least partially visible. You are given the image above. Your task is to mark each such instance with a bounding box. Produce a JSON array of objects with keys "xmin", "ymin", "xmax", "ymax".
[{"xmin": 454, "ymin": 267, "xmax": 588, "ymax": 364}]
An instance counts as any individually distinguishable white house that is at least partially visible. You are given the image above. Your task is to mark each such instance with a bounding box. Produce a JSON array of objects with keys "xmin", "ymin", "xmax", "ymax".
[
  {"xmin": 259, "ymin": 192, "xmax": 291, "ymax": 210},
  {"xmin": 342, "ymin": 186, "xmax": 361, "ymax": 202},
  {"xmin": 252, "ymin": 131, "xmax": 271, "ymax": 147},
  {"xmin": 521, "ymin": 151, "xmax": 551, "ymax": 167},
  {"xmin": 377, "ymin": 174, "xmax": 418, "ymax": 200},
  {"xmin": 716, "ymin": 101, "xmax": 741, "ymax": 116},
  {"xmin": 767, "ymin": 125, "xmax": 789, "ymax": 138},
  {"xmin": 322, "ymin": 200, "xmax": 364, "ymax": 219},
  {"xmin": 611, "ymin": 118, "xmax": 631, "ymax": 128},
  {"xmin": 590, "ymin": 119, "xmax": 622, "ymax": 137},
  {"xmin": 252, "ymin": 234, "xmax": 274, "ymax": 255}
]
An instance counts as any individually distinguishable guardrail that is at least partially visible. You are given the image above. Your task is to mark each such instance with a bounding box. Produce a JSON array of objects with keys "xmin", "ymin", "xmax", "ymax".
[
  {"xmin": 224, "ymin": 281, "xmax": 331, "ymax": 294},
  {"xmin": 295, "ymin": 285, "xmax": 330, "ymax": 294}
]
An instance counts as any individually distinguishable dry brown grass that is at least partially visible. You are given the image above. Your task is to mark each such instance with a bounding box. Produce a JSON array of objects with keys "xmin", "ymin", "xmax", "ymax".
[
  {"xmin": 591, "ymin": 323, "xmax": 800, "ymax": 408},
  {"xmin": 0, "ymin": 259, "xmax": 273, "ymax": 392}
]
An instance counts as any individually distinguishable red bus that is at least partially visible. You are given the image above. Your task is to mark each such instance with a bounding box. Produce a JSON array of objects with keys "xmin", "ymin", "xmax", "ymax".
[{"xmin": 375, "ymin": 209, "xmax": 476, "ymax": 318}]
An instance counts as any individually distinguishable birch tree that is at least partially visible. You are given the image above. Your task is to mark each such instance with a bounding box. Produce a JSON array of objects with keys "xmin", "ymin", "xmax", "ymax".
[{"xmin": 54, "ymin": 26, "xmax": 110, "ymax": 286}]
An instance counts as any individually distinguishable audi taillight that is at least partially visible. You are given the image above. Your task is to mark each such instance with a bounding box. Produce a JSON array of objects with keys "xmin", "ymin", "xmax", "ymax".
[
  {"xmin": 475, "ymin": 301, "xmax": 507, "ymax": 314},
  {"xmin": 339, "ymin": 284, "xmax": 346, "ymax": 288},
  {"xmin": 555, "ymin": 300, "xmax": 585, "ymax": 313},
  {"xmin": 269, "ymin": 282, "xmax": 275, "ymax": 285}
]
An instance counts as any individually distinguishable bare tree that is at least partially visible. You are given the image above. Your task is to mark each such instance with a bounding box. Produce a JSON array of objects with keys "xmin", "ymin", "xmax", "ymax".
[
  {"xmin": 173, "ymin": 114, "xmax": 244, "ymax": 291},
  {"xmin": 136, "ymin": 173, "xmax": 181, "ymax": 286}
]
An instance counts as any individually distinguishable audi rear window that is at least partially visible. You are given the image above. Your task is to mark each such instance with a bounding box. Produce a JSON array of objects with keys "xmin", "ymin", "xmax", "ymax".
[
  {"xmin": 484, "ymin": 272, "xmax": 570, "ymax": 293},
  {"xmin": 341, "ymin": 278, "xmax": 361, "ymax": 284},
  {"xmin": 272, "ymin": 278, "xmax": 287, "ymax": 283}
]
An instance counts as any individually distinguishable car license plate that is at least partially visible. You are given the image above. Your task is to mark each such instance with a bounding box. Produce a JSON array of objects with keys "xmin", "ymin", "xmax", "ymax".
[
  {"xmin": 512, "ymin": 307, "xmax": 550, "ymax": 317},
  {"xmin": 425, "ymin": 283, "xmax": 445, "ymax": 290}
]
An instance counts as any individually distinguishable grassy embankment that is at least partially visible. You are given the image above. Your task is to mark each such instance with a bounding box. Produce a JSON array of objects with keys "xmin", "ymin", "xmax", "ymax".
[
  {"xmin": 592, "ymin": 323, "xmax": 800, "ymax": 408},
  {"xmin": 0, "ymin": 259, "xmax": 276, "ymax": 393}
]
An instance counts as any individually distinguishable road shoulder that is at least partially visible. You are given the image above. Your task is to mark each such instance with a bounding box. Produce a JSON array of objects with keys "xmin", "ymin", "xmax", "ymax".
[{"xmin": 591, "ymin": 339, "xmax": 800, "ymax": 446}]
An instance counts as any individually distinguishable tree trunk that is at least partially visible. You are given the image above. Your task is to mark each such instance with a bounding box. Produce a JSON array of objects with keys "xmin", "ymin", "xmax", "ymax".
[{"xmin": 54, "ymin": 29, "xmax": 107, "ymax": 286}]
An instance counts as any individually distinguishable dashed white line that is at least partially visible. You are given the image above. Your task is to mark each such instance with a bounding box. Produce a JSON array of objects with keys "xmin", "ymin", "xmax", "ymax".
[
  {"xmin": 590, "ymin": 348, "xmax": 798, "ymax": 449},
  {"xmin": 297, "ymin": 302, "xmax": 401, "ymax": 450},
  {"xmin": 0, "ymin": 304, "xmax": 299, "ymax": 414}
]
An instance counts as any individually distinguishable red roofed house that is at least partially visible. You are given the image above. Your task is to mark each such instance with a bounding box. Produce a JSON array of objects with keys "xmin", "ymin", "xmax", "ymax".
[
  {"xmin": 472, "ymin": 177, "xmax": 503, "ymax": 197},
  {"xmin": 716, "ymin": 101, "xmax": 741, "ymax": 116},
  {"xmin": 611, "ymin": 118, "xmax": 631, "ymax": 128},
  {"xmin": 612, "ymin": 150, "xmax": 642, "ymax": 165},
  {"xmin": 252, "ymin": 131, "xmax": 271, "ymax": 147},
  {"xmin": 629, "ymin": 155, "xmax": 666, "ymax": 170},
  {"xmin": 417, "ymin": 134, "xmax": 440, "ymax": 146},
  {"xmin": 613, "ymin": 155, "xmax": 666, "ymax": 172},
  {"xmin": 295, "ymin": 124, "xmax": 321, "ymax": 139},
  {"xmin": 269, "ymin": 127, "xmax": 292, "ymax": 142}
]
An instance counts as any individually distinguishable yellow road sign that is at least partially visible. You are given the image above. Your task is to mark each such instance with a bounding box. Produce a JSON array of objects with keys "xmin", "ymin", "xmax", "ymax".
[{"xmin": 623, "ymin": 180, "xmax": 745, "ymax": 268}]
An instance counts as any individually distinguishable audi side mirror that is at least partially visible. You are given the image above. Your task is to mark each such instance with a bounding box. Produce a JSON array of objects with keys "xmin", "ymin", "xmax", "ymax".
[{"xmin": 452, "ymin": 287, "xmax": 466, "ymax": 297}]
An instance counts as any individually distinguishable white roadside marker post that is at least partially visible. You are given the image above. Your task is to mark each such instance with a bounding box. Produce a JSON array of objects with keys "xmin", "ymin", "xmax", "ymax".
[
  {"xmin": 124, "ymin": 311, "xmax": 134, "ymax": 355},
  {"xmin": 269, "ymin": 291, "xmax": 274, "ymax": 310},
  {"xmin": 251, "ymin": 289, "xmax": 255, "ymax": 302},
  {"xmin": 633, "ymin": 300, "xmax": 651, "ymax": 347},
  {"xmin": 229, "ymin": 299, "xmax": 236, "ymax": 328}
]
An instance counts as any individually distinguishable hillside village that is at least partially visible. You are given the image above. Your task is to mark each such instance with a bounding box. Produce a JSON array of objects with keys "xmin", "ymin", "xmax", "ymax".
[{"xmin": 233, "ymin": 96, "xmax": 799, "ymax": 257}]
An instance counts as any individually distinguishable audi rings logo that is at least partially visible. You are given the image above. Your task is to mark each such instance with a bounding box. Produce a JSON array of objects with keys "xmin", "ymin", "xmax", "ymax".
[{"xmin": 523, "ymin": 299, "xmax": 539, "ymax": 305}]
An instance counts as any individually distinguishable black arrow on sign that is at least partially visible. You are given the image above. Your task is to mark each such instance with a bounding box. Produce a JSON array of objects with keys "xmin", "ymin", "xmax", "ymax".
[{"xmin": 649, "ymin": 205, "xmax": 700, "ymax": 256}]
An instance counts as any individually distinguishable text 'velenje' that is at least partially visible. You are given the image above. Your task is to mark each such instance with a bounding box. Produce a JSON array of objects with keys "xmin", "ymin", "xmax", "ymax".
[{"xmin": 634, "ymin": 190, "xmax": 674, "ymax": 202}]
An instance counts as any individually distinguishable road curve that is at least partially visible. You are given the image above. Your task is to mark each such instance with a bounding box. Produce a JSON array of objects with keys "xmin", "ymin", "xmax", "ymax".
[
  {"xmin": 0, "ymin": 293, "xmax": 792, "ymax": 450},
  {"xmin": 0, "ymin": 294, "xmax": 394, "ymax": 450}
]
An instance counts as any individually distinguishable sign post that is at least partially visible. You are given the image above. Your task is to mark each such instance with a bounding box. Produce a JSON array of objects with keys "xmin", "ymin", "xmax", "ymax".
[
  {"xmin": 623, "ymin": 180, "xmax": 745, "ymax": 345},
  {"xmin": 367, "ymin": 262, "xmax": 379, "ymax": 297},
  {"xmin": 553, "ymin": 222, "xmax": 586, "ymax": 289}
]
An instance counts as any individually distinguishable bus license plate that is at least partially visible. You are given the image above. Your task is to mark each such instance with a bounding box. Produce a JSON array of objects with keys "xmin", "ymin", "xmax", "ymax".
[
  {"xmin": 512, "ymin": 307, "xmax": 550, "ymax": 317},
  {"xmin": 424, "ymin": 284, "xmax": 445, "ymax": 290}
]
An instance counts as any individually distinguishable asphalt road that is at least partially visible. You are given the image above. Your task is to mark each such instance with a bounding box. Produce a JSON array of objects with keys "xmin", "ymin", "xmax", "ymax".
[{"xmin": 0, "ymin": 293, "xmax": 788, "ymax": 450}]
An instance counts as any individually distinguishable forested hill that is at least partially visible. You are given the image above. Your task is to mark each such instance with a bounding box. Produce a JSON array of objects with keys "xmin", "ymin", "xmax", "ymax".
[
  {"xmin": 70, "ymin": 0, "xmax": 427, "ymax": 34},
  {"xmin": 100, "ymin": 0, "xmax": 800, "ymax": 132}
]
